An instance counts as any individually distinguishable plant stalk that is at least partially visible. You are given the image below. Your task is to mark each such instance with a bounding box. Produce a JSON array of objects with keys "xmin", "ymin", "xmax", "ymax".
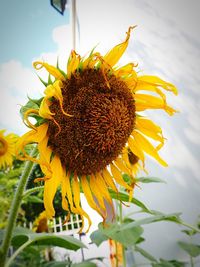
[
  {"xmin": 190, "ymin": 256, "xmax": 194, "ymax": 267},
  {"xmin": 119, "ymin": 200, "xmax": 127, "ymax": 267},
  {"xmin": 22, "ymin": 185, "xmax": 44, "ymax": 199},
  {"xmin": 0, "ymin": 147, "xmax": 37, "ymax": 267}
]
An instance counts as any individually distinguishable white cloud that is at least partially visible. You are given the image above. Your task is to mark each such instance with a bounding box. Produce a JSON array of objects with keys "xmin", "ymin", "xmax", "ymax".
[{"xmin": 0, "ymin": 60, "xmax": 44, "ymax": 134}]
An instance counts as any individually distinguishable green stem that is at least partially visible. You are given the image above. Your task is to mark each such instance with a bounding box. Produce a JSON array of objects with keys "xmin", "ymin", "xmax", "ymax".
[
  {"xmin": 190, "ymin": 256, "xmax": 194, "ymax": 267},
  {"xmin": 0, "ymin": 147, "xmax": 37, "ymax": 267},
  {"xmin": 119, "ymin": 200, "xmax": 126, "ymax": 267},
  {"xmin": 22, "ymin": 185, "xmax": 44, "ymax": 199},
  {"xmin": 180, "ymin": 221, "xmax": 200, "ymax": 234},
  {"xmin": 5, "ymin": 240, "xmax": 32, "ymax": 267}
]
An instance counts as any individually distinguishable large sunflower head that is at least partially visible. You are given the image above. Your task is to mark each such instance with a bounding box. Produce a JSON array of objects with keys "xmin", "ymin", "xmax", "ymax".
[
  {"xmin": 17, "ymin": 27, "xmax": 177, "ymax": 232},
  {"xmin": 0, "ymin": 130, "xmax": 18, "ymax": 170}
]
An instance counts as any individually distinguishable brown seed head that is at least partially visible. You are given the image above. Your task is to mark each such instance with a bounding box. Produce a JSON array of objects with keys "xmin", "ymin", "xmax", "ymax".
[{"xmin": 48, "ymin": 68, "xmax": 135, "ymax": 175}]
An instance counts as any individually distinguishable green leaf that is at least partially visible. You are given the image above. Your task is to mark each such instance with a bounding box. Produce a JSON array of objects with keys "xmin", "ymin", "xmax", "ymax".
[
  {"xmin": 178, "ymin": 241, "xmax": 200, "ymax": 257},
  {"xmin": 136, "ymin": 237, "xmax": 145, "ymax": 244},
  {"xmin": 97, "ymin": 222, "xmax": 144, "ymax": 247},
  {"xmin": 25, "ymin": 195, "xmax": 44, "ymax": 203},
  {"xmin": 90, "ymin": 229, "xmax": 108, "ymax": 246},
  {"xmin": 72, "ymin": 262, "xmax": 97, "ymax": 267},
  {"xmin": 181, "ymin": 229, "xmax": 197, "ymax": 236},
  {"xmin": 152, "ymin": 259, "xmax": 185, "ymax": 267},
  {"xmin": 136, "ymin": 176, "xmax": 166, "ymax": 184},
  {"xmin": 11, "ymin": 229, "xmax": 86, "ymax": 251},
  {"xmin": 135, "ymin": 245, "xmax": 157, "ymax": 262},
  {"xmin": 20, "ymin": 97, "xmax": 43, "ymax": 118},
  {"xmin": 109, "ymin": 189, "xmax": 150, "ymax": 213},
  {"xmin": 43, "ymin": 262, "xmax": 71, "ymax": 267},
  {"xmin": 119, "ymin": 213, "xmax": 182, "ymax": 232}
]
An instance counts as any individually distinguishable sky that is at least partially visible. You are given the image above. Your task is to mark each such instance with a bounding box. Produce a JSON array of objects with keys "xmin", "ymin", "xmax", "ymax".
[{"xmin": 0, "ymin": 0, "xmax": 200, "ymax": 264}]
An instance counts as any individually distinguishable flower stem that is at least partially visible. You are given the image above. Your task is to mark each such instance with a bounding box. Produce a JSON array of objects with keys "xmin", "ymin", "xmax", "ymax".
[
  {"xmin": 22, "ymin": 185, "xmax": 44, "ymax": 199},
  {"xmin": 190, "ymin": 256, "xmax": 194, "ymax": 267},
  {"xmin": 0, "ymin": 147, "xmax": 37, "ymax": 267},
  {"xmin": 119, "ymin": 200, "xmax": 127, "ymax": 267},
  {"xmin": 5, "ymin": 240, "xmax": 32, "ymax": 267},
  {"xmin": 180, "ymin": 221, "xmax": 200, "ymax": 234}
]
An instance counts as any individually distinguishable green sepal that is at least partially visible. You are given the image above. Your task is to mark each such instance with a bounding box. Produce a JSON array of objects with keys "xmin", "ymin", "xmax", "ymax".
[
  {"xmin": 20, "ymin": 97, "xmax": 43, "ymax": 118},
  {"xmin": 20, "ymin": 97, "xmax": 45, "ymax": 127},
  {"xmin": 48, "ymin": 73, "xmax": 53, "ymax": 85},
  {"xmin": 37, "ymin": 75, "xmax": 48, "ymax": 87},
  {"xmin": 77, "ymin": 61, "xmax": 83, "ymax": 73}
]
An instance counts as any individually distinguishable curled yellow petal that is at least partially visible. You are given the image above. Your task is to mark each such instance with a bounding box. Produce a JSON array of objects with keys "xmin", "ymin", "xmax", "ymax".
[
  {"xmin": 81, "ymin": 175, "xmax": 102, "ymax": 215},
  {"xmin": 16, "ymin": 123, "xmax": 48, "ymax": 156},
  {"xmin": 137, "ymin": 75, "xmax": 178, "ymax": 95},
  {"xmin": 67, "ymin": 50, "xmax": 81, "ymax": 78},
  {"xmin": 72, "ymin": 174, "xmax": 91, "ymax": 233},
  {"xmin": 128, "ymin": 136, "xmax": 145, "ymax": 163},
  {"xmin": 110, "ymin": 163, "xmax": 132, "ymax": 191},
  {"xmin": 62, "ymin": 171, "xmax": 79, "ymax": 215},
  {"xmin": 136, "ymin": 117, "xmax": 165, "ymax": 149},
  {"xmin": 37, "ymin": 135, "xmax": 52, "ymax": 178},
  {"xmin": 95, "ymin": 173, "xmax": 113, "ymax": 205},
  {"xmin": 33, "ymin": 61, "xmax": 65, "ymax": 81},
  {"xmin": 114, "ymin": 157, "xmax": 131, "ymax": 175},
  {"xmin": 102, "ymin": 168, "xmax": 118, "ymax": 193},
  {"xmin": 44, "ymin": 155, "xmax": 63, "ymax": 218},
  {"xmin": 89, "ymin": 174, "xmax": 107, "ymax": 214},
  {"xmin": 135, "ymin": 94, "xmax": 177, "ymax": 115},
  {"xmin": 39, "ymin": 81, "xmax": 72, "ymax": 119},
  {"xmin": 104, "ymin": 26, "xmax": 136, "ymax": 67},
  {"xmin": 23, "ymin": 109, "xmax": 39, "ymax": 130},
  {"xmin": 133, "ymin": 131, "xmax": 168, "ymax": 167}
]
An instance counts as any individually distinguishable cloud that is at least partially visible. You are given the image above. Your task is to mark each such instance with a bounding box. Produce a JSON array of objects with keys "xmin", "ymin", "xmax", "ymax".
[{"xmin": 0, "ymin": 60, "xmax": 43, "ymax": 134}]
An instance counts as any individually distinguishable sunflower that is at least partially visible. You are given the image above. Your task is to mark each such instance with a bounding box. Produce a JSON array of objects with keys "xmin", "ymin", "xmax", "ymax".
[
  {"xmin": 0, "ymin": 130, "xmax": 18, "ymax": 170},
  {"xmin": 17, "ymin": 27, "xmax": 177, "ymax": 232},
  {"xmin": 32, "ymin": 211, "xmax": 48, "ymax": 233}
]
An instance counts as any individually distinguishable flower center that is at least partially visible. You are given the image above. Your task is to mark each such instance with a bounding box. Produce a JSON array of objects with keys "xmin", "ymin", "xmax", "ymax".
[
  {"xmin": 48, "ymin": 69, "xmax": 135, "ymax": 175},
  {"xmin": 0, "ymin": 137, "xmax": 8, "ymax": 156}
]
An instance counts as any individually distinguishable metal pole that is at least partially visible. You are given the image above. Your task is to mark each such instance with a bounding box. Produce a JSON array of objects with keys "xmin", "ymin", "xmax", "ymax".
[{"xmin": 71, "ymin": 0, "xmax": 76, "ymax": 50}]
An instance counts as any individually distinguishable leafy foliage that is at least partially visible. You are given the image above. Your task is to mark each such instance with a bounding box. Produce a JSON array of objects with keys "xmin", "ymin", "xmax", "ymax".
[
  {"xmin": 0, "ymin": 161, "xmax": 24, "ymax": 228},
  {"xmin": 178, "ymin": 241, "xmax": 200, "ymax": 257}
]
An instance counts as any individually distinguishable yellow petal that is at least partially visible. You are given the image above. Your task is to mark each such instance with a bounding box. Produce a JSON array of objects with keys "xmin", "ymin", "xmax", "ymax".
[
  {"xmin": 67, "ymin": 50, "xmax": 81, "ymax": 78},
  {"xmin": 23, "ymin": 109, "xmax": 39, "ymax": 130},
  {"xmin": 136, "ymin": 117, "xmax": 165, "ymax": 148},
  {"xmin": 73, "ymin": 174, "xmax": 92, "ymax": 232},
  {"xmin": 16, "ymin": 123, "xmax": 48, "ymax": 154},
  {"xmin": 95, "ymin": 173, "xmax": 113, "ymax": 205},
  {"xmin": 114, "ymin": 63, "xmax": 137, "ymax": 78},
  {"xmin": 128, "ymin": 136, "xmax": 145, "ymax": 163},
  {"xmin": 81, "ymin": 175, "xmax": 102, "ymax": 215},
  {"xmin": 104, "ymin": 26, "xmax": 136, "ymax": 67},
  {"xmin": 102, "ymin": 168, "xmax": 118, "ymax": 193},
  {"xmin": 137, "ymin": 76, "xmax": 178, "ymax": 95},
  {"xmin": 37, "ymin": 135, "xmax": 52, "ymax": 177},
  {"xmin": 133, "ymin": 131, "xmax": 168, "ymax": 167},
  {"xmin": 110, "ymin": 163, "xmax": 132, "ymax": 190},
  {"xmin": 121, "ymin": 148, "xmax": 131, "ymax": 169},
  {"xmin": 114, "ymin": 157, "xmax": 131, "ymax": 175},
  {"xmin": 33, "ymin": 61, "xmax": 65, "ymax": 81},
  {"xmin": 89, "ymin": 174, "xmax": 106, "ymax": 213},
  {"xmin": 39, "ymin": 97, "xmax": 54, "ymax": 119},
  {"xmin": 135, "ymin": 94, "xmax": 177, "ymax": 115},
  {"xmin": 62, "ymin": 171, "xmax": 79, "ymax": 215},
  {"xmin": 44, "ymin": 155, "xmax": 63, "ymax": 218}
]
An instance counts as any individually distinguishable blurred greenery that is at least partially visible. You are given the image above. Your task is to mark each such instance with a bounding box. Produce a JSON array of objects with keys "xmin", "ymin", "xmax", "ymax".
[{"xmin": 1, "ymin": 160, "xmax": 200, "ymax": 266}]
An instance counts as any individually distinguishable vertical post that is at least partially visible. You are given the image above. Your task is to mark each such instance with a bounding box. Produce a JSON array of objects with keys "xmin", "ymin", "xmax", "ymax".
[{"xmin": 71, "ymin": 0, "xmax": 76, "ymax": 50}]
